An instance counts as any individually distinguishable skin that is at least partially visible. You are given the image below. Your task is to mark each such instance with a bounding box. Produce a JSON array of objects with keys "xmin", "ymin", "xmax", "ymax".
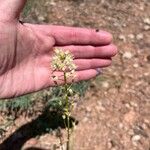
[{"xmin": 0, "ymin": 0, "xmax": 117, "ymax": 99}]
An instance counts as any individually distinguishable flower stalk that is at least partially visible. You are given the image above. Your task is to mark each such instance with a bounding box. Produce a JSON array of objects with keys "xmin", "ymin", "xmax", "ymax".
[{"xmin": 51, "ymin": 48, "xmax": 77, "ymax": 150}]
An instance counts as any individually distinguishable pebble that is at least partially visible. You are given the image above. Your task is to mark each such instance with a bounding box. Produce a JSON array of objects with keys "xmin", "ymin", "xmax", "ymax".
[
  {"xmin": 123, "ymin": 52, "xmax": 133, "ymax": 59},
  {"xmin": 107, "ymin": 141, "xmax": 113, "ymax": 149},
  {"xmin": 128, "ymin": 129, "xmax": 134, "ymax": 136},
  {"xmin": 143, "ymin": 18, "xmax": 150, "ymax": 25},
  {"xmin": 118, "ymin": 35, "xmax": 126, "ymax": 42},
  {"xmin": 144, "ymin": 119, "xmax": 150, "ymax": 124},
  {"xmin": 139, "ymin": 5, "xmax": 144, "ymax": 11},
  {"xmin": 45, "ymin": 1, "xmax": 56, "ymax": 6},
  {"xmin": 128, "ymin": 34, "xmax": 135, "ymax": 40},
  {"xmin": 144, "ymin": 25, "xmax": 150, "ymax": 30},
  {"xmin": 82, "ymin": 117, "xmax": 88, "ymax": 123},
  {"xmin": 136, "ymin": 33, "xmax": 143, "ymax": 40},
  {"xmin": 86, "ymin": 107, "xmax": 92, "ymax": 112},
  {"xmin": 124, "ymin": 110, "xmax": 136, "ymax": 124},
  {"xmin": 125, "ymin": 103, "xmax": 130, "ymax": 108},
  {"xmin": 119, "ymin": 123, "xmax": 124, "ymax": 129},
  {"xmin": 113, "ymin": 22, "xmax": 120, "ymax": 27},
  {"xmin": 38, "ymin": 16, "xmax": 45, "ymax": 21},
  {"xmin": 141, "ymin": 123, "xmax": 147, "ymax": 130},
  {"xmin": 95, "ymin": 103, "xmax": 106, "ymax": 111},
  {"xmin": 122, "ymin": 23, "xmax": 127, "ymax": 27},
  {"xmin": 133, "ymin": 63, "xmax": 139, "ymax": 68},
  {"xmin": 102, "ymin": 82, "xmax": 109, "ymax": 88},
  {"xmin": 129, "ymin": 101, "xmax": 138, "ymax": 107},
  {"xmin": 132, "ymin": 135, "xmax": 141, "ymax": 142},
  {"xmin": 134, "ymin": 126, "xmax": 148, "ymax": 138},
  {"xmin": 107, "ymin": 141, "xmax": 118, "ymax": 150}
]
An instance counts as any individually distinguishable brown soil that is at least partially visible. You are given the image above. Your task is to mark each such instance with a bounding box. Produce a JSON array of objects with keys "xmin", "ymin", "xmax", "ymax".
[{"xmin": 0, "ymin": 0, "xmax": 150, "ymax": 150}]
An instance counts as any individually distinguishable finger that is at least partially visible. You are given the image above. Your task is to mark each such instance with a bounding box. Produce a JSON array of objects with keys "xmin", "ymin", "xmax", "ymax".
[
  {"xmin": 28, "ymin": 24, "xmax": 112, "ymax": 46},
  {"xmin": 74, "ymin": 59, "xmax": 112, "ymax": 71},
  {"xmin": 55, "ymin": 44, "xmax": 117, "ymax": 59},
  {"xmin": 75, "ymin": 69, "xmax": 100, "ymax": 82},
  {"xmin": 50, "ymin": 69, "xmax": 100, "ymax": 86},
  {"xmin": 0, "ymin": 0, "xmax": 27, "ymax": 20}
]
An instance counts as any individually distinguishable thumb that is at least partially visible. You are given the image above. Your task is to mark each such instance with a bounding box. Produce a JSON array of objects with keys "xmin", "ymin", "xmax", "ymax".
[{"xmin": 0, "ymin": 0, "xmax": 27, "ymax": 21}]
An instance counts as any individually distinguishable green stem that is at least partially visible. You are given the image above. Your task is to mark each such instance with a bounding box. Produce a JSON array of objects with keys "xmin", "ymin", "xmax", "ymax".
[
  {"xmin": 64, "ymin": 72, "xmax": 70, "ymax": 150},
  {"xmin": 67, "ymin": 113, "xmax": 70, "ymax": 150}
]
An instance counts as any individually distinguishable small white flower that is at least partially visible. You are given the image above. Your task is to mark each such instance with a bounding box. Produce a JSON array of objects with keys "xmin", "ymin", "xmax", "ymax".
[
  {"xmin": 68, "ymin": 89, "xmax": 73, "ymax": 95},
  {"xmin": 51, "ymin": 48, "xmax": 76, "ymax": 82}
]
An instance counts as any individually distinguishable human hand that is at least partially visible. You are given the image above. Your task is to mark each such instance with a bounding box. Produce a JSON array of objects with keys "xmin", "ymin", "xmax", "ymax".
[{"xmin": 0, "ymin": 0, "xmax": 117, "ymax": 99}]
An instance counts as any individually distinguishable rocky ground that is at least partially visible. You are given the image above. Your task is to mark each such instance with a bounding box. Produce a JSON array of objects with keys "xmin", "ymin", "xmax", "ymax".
[{"xmin": 0, "ymin": 0, "xmax": 150, "ymax": 150}]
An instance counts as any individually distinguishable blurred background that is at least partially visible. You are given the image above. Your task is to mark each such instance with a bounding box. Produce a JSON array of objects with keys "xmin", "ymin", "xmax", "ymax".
[{"xmin": 0, "ymin": 0, "xmax": 150, "ymax": 150}]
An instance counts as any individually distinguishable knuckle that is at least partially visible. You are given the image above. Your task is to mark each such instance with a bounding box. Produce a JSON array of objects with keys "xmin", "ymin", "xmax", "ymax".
[
  {"xmin": 70, "ymin": 30, "xmax": 78, "ymax": 42},
  {"xmin": 89, "ymin": 46, "xmax": 96, "ymax": 56}
]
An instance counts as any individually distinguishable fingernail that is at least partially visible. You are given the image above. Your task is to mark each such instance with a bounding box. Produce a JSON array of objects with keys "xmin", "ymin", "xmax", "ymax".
[
  {"xmin": 96, "ymin": 31, "xmax": 113, "ymax": 43},
  {"xmin": 95, "ymin": 68, "xmax": 102, "ymax": 76}
]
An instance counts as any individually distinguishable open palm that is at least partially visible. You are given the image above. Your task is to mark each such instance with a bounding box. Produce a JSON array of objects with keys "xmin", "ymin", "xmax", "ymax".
[{"xmin": 0, "ymin": 0, "xmax": 117, "ymax": 99}]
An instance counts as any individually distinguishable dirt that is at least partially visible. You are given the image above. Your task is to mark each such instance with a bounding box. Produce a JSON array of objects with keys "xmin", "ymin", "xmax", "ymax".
[{"xmin": 0, "ymin": 0, "xmax": 150, "ymax": 150}]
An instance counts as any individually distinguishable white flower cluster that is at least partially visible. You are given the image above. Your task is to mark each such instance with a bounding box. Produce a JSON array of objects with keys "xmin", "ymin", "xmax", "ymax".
[{"xmin": 51, "ymin": 48, "xmax": 77, "ymax": 82}]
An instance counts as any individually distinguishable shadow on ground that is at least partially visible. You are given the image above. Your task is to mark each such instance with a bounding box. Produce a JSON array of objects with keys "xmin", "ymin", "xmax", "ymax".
[{"xmin": 0, "ymin": 107, "xmax": 78, "ymax": 150}]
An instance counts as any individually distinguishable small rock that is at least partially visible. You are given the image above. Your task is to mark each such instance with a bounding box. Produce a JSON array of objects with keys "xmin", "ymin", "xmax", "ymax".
[
  {"xmin": 50, "ymin": 2, "xmax": 56, "ymax": 6},
  {"xmin": 95, "ymin": 102, "xmax": 106, "ymax": 111},
  {"xmin": 113, "ymin": 22, "xmax": 120, "ymax": 27},
  {"xmin": 86, "ymin": 107, "xmax": 91, "ymax": 112},
  {"xmin": 82, "ymin": 117, "xmax": 88, "ymax": 123},
  {"xmin": 118, "ymin": 34, "xmax": 126, "ymax": 42},
  {"xmin": 144, "ymin": 25, "xmax": 150, "ymax": 30},
  {"xmin": 139, "ymin": 5, "xmax": 144, "ymax": 11},
  {"xmin": 107, "ymin": 141, "xmax": 113, "ymax": 149},
  {"xmin": 129, "ymin": 101, "xmax": 138, "ymax": 107},
  {"xmin": 123, "ymin": 52, "xmax": 133, "ymax": 59},
  {"xmin": 141, "ymin": 123, "xmax": 147, "ymax": 130},
  {"xmin": 128, "ymin": 129, "xmax": 134, "ymax": 136},
  {"xmin": 125, "ymin": 103, "xmax": 130, "ymax": 108},
  {"xmin": 144, "ymin": 119, "xmax": 150, "ymax": 124},
  {"xmin": 134, "ymin": 126, "xmax": 149, "ymax": 138},
  {"xmin": 107, "ymin": 140, "xmax": 117, "ymax": 149},
  {"xmin": 143, "ymin": 18, "xmax": 150, "ymax": 25},
  {"xmin": 144, "ymin": 72, "xmax": 150, "ymax": 77},
  {"xmin": 106, "ymin": 123, "xmax": 111, "ymax": 128},
  {"xmin": 112, "ymin": 130, "xmax": 116, "ymax": 135},
  {"xmin": 124, "ymin": 110, "xmax": 136, "ymax": 124},
  {"xmin": 132, "ymin": 135, "xmax": 141, "ymax": 142},
  {"xmin": 133, "ymin": 63, "xmax": 139, "ymax": 68},
  {"xmin": 136, "ymin": 33, "xmax": 143, "ymax": 40},
  {"xmin": 122, "ymin": 23, "xmax": 127, "ymax": 27},
  {"xmin": 128, "ymin": 34, "xmax": 135, "ymax": 40},
  {"xmin": 119, "ymin": 123, "xmax": 124, "ymax": 129},
  {"xmin": 38, "ymin": 16, "xmax": 45, "ymax": 21},
  {"xmin": 102, "ymin": 82, "xmax": 109, "ymax": 88}
]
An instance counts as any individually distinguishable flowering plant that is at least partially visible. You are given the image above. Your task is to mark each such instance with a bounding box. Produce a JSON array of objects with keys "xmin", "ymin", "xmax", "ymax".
[{"xmin": 51, "ymin": 48, "xmax": 77, "ymax": 150}]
